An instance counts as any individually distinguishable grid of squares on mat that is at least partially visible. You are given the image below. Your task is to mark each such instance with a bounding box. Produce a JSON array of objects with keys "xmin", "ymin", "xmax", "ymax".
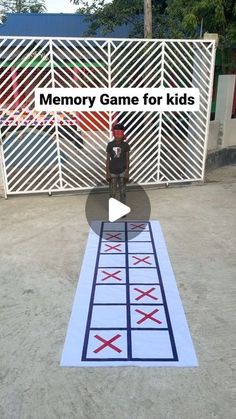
[{"xmin": 82, "ymin": 222, "xmax": 178, "ymax": 361}]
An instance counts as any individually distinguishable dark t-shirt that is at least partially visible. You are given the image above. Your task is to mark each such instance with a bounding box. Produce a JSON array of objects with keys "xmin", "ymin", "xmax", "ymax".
[{"xmin": 106, "ymin": 140, "xmax": 130, "ymax": 174}]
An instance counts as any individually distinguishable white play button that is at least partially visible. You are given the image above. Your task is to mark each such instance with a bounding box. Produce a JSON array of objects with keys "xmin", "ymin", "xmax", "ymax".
[{"xmin": 109, "ymin": 198, "xmax": 131, "ymax": 222}]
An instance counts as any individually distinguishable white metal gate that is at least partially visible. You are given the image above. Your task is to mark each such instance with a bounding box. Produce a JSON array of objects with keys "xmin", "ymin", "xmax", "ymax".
[{"xmin": 0, "ymin": 37, "xmax": 216, "ymax": 196}]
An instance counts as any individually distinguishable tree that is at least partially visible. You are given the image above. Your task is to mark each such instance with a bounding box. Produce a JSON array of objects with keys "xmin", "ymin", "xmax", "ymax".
[
  {"xmin": 144, "ymin": 0, "xmax": 152, "ymax": 38},
  {"xmin": 70, "ymin": 0, "xmax": 236, "ymax": 72},
  {"xmin": 70, "ymin": 0, "xmax": 167, "ymax": 37},
  {"xmin": 70, "ymin": 0, "xmax": 236, "ymax": 42},
  {"xmin": 165, "ymin": 0, "xmax": 236, "ymax": 72},
  {"xmin": 166, "ymin": 0, "xmax": 236, "ymax": 42},
  {"xmin": 0, "ymin": 0, "xmax": 46, "ymax": 14}
]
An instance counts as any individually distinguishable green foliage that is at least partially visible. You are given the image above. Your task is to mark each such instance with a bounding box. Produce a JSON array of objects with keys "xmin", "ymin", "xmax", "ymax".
[
  {"xmin": 0, "ymin": 0, "xmax": 46, "ymax": 14},
  {"xmin": 166, "ymin": 0, "xmax": 236, "ymax": 72},
  {"xmin": 70, "ymin": 0, "xmax": 236, "ymax": 72},
  {"xmin": 70, "ymin": 0, "xmax": 168, "ymax": 37},
  {"xmin": 70, "ymin": 0, "xmax": 236, "ymax": 46},
  {"xmin": 166, "ymin": 0, "xmax": 236, "ymax": 45},
  {"xmin": 70, "ymin": 0, "xmax": 144, "ymax": 36}
]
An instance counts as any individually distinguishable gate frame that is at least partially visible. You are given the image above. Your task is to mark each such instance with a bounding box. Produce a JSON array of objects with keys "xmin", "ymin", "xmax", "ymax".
[{"xmin": 0, "ymin": 36, "xmax": 217, "ymax": 197}]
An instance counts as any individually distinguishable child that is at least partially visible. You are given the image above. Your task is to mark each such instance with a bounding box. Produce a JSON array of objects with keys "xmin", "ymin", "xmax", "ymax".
[{"xmin": 106, "ymin": 123, "xmax": 130, "ymax": 204}]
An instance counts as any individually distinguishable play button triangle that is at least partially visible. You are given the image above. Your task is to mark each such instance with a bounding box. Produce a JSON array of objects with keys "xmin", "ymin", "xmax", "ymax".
[{"xmin": 109, "ymin": 198, "xmax": 131, "ymax": 222}]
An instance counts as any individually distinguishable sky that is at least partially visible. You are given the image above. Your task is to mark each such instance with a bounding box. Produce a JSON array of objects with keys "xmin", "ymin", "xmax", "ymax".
[
  {"xmin": 45, "ymin": 0, "xmax": 111, "ymax": 13},
  {"xmin": 45, "ymin": 0, "xmax": 79, "ymax": 13}
]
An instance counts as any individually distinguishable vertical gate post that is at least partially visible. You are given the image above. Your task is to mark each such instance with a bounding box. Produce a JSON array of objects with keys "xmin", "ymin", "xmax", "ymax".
[
  {"xmin": 49, "ymin": 39, "xmax": 63, "ymax": 190},
  {"xmin": 201, "ymin": 35, "xmax": 218, "ymax": 178},
  {"xmin": 156, "ymin": 41, "xmax": 165, "ymax": 183},
  {"xmin": 0, "ymin": 132, "xmax": 8, "ymax": 198},
  {"xmin": 189, "ymin": 41, "xmax": 216, "ymax": 180},
  {"xmin": 108, "ymin": 40, "xmax": 112, "ymax": 141}
]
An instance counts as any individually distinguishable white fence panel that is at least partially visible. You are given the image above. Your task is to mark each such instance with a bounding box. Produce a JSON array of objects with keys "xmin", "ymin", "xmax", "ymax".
[{"xmin": 0, "ymin": 37, "xmax": 216, "ymax": 195}]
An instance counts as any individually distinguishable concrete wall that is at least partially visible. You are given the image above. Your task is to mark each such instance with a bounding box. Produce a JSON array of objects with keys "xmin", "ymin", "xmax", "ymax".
[
  {"xmin": 215, "ymin": 74, "xmax": 236, "ymax": 149},
  {"xmin": 227, "ymin": 119, "xmax": 236, "ymax": 147},
  {"xmin": 208, "ymin": 120, "xmax": 220, "ymax": 151},
  {"xmin": 207, "ymin": 75, "xmax": 236, "ymax": 151}
]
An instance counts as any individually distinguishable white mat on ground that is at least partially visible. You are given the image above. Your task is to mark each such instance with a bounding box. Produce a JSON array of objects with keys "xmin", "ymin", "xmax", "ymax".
[{"xmin": 61, "ymin": 221, "xmax": 198, "ymax": 367}]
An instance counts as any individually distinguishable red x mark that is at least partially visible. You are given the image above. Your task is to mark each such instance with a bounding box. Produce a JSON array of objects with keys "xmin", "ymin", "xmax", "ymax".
[
  {"xmin": 135, "ymin": 308, "xmax": 162, "ymax": 324},
  {"xmin": 101, "ymin": 270, "xmax": 122, "ymax": 281},
  {"xmin": 93, "ymin": 334, "xmax": 122, "ymax": 353},
  {"xmin": 132, "ymin": 256, "xmax": 152, "ymax": 265},
  {"xmin": 134, "ymin": 287, "xmax": 158, "ymax": 301},
  {"xmin": 130, "ymin": 223, "xmax": 146, "ymax": 230},
  {"xmin": 105, "ymin": 233, "xmax": 121, "ymax": 240},
  {"xmin": 105, "ymin": 243, "xmax": 122, "ymax": 252}
]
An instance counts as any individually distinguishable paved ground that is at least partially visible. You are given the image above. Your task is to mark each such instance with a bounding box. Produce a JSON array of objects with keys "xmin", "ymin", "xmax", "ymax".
[{"xmin": 0, "ymin": 165, "xmax": 235, "ymax": 419}]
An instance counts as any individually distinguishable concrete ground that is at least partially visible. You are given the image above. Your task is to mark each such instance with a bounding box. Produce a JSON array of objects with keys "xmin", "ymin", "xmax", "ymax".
[{"xmin": 0, "ymin": 165, "xmax": 235, "ymax": 419}]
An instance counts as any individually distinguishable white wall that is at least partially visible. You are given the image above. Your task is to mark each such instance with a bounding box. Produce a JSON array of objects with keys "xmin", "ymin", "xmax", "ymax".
[
  {"xmin": 214, "ymin": 74, "xmax": 236, "ymax": 148},
  {"xmin": 207, "ymin": 120, "xmax": 220, "ymax": 151},
  {"xmin": 203, "ymin": 74, "xmax": 236, "ymax": 152},
  {"xmin": 227, "ymin": 119, "xmax": 236, "ymax": 146}
]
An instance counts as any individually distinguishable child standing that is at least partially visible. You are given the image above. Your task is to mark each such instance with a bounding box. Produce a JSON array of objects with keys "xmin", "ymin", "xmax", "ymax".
[{"xmin": 106, "ymin": 123, "xmax": 130, "ymax": 204}]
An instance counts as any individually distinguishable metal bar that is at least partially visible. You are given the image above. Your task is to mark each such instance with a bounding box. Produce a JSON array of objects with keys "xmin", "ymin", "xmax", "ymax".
[
  {"xmin": 111, "ymin": 41, "xmax": 143, "ymax": 70},
  {"xmin": 1, "ymin": 68, "xmax": 52, "ymax": 133},
  {"xmin": 0, "ymin": 36, "xmax": 216, "ymax": 44},
  {"xmin": 131, "ymin": 139, "xmax": 158, "ymax": 178},
  {"xmin": 165, "ymin": 42, "xmax": 210, "ymax": 91},
  {"xmin": 59, "ymin": 137, "xmax": 105, "ymax": 179},
  {"xmin": 54, "ymin": 41, "xmax": 106, "ymax": 87},
  {"xmin": 31, "ymin": 166, "xmax": 59, "ymax": 191},
  {"xmin": 168, "ymin": 111, "xmax": 205, "ymax": 147},
  {"xmin": 201, "ymin": 42, "xmax": 217, "ymax": 180},
  {"xmin": 61, "ymin": 156, "xmax": 102, "ymax": 186},
  {"xmin": 0, "ymin": 131, "xmax": 8, "ymax": 198},
  {"xmin": 84, "ymin": 39, "xmax": 109, "ymax": 68},
  {"xmin": 112, "ymin": 41, "xmax": 154, "ymax": 83},
  {"xmin": 9, "ymin": 145, "xmax": 57, "ymax": 191},
  {"xmin": 163, "ymin": 113, "xmax": 204, "ymax": 160},
  {"xmin": 159, "ymin": 155, "xmax": 185, "ymax": 181},
  {"xmin": 116, "ymin": 46, "xmax": 162, "ymax": 88},
  {"xmin": 6, "ymin": 130, "xmax": 55, "ymax": 178},
  {"xmin": 108, "ymin": 40, "xmax": 112, "ymax": 141},
  {"xmin": 7, "ymin": 132, "xmax": 56, "ymax": 186},
  {"xmin": 0, "ymin": 41, "xmax": 50, "ymax": 104},
  {"xmin": 130, "ymin": 122, "xmax": 159, "ymax": 167},
  {"xmin": 157, "ymin": 41, "xmax": 165, "ymax": 182},
  {"xmin": 4, "ymin": 112, "xmax": 55, "ymax": 164},
  {"xmin": 0, "ymin": 39, "xmax": 35, "ymax": 77},
  {"xmin": 25, "ymin": 159, "xmax": 58, "ymax": 191},
  {"xmin": 49, "ymin": 39, "xmax": 63, "ymax": 189},
  {"xmin": 182, "ymin": 42, "xmax": 212, "ymax": 73},
  {"xmin": 59, "ymin": 39, "xmax": 108, "ymax": 87},
  {"xmin": 160, "ymin": 137, "xmax": 201, "ymax": 178},
  {"xmin": 38, "ymin": 172, "xmax": 59, "ymax": 192},
  {"xmin": 161, "ymin": 121, "xmax": 203, "ymax": 170},
  {"xmin": 60, "ymin": 158, "xmax": 96, "ymax": 188},
  {"xmin": 131, "ymin": 144, "xmax": 158, "ymax": 177}
]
